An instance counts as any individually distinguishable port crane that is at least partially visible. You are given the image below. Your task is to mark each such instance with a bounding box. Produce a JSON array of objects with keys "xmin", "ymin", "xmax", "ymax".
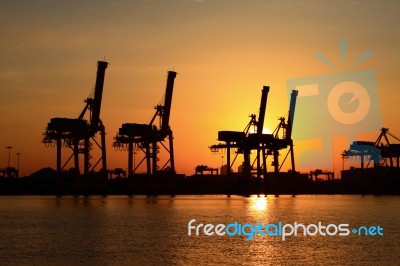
[
  {"xmin": 113, "ymin": 71, "xmax": 177, "ymax": 176},
  {"xmin": 42, "ymin": 61, "xmax": 109, "ymax": 176},
  {"xmin": 210, "ymin": 87, "xmax": 298, "ymax": 180},
  {"xmin": 343, "ymin": 127, "xmax": 400, "ymax": 169},
  {"xmin": 209, "ymin": 86, "xmax": 270, "ymax": 179}
]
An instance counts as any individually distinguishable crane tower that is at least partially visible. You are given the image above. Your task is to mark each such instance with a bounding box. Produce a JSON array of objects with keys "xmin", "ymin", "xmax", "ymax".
[
  {"xmin": 113, "ymin": 71, "xmax": 177, "ymax": 176},
  {"xmin": 42, "ymin": 61, "xmax": 109, "ymax": 177}
]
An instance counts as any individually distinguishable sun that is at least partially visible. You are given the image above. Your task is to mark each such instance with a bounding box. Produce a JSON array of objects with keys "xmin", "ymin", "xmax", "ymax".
[
  {"xmin": 262, "ymin": 127, "xmax": 272, "ymax": 134},
  {"xmin": 248, "ymin": 195, "xmax": 268, "ymax": 216}
]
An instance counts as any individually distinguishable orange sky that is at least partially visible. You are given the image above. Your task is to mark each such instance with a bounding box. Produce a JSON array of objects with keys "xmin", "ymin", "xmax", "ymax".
[{"xmin": 1, "ymin": 1, "xmax": 400, "ymax": 176}]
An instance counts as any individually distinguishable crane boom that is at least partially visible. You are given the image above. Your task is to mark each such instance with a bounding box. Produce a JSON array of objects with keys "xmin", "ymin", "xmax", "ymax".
[
  {"xmin": 161, "ymin": 71, "xmax": 177, "ymax": 133},
  {"xmin": 286, "ymin": 90, "xmax": 298, "ymax": 140},
  {"xmin": 90, "ymin": 61, "xmax": 108, "ymax": 134},
  {"xmin": 257, "ymin": 86, "xmax": 269, "ymax": 135}
]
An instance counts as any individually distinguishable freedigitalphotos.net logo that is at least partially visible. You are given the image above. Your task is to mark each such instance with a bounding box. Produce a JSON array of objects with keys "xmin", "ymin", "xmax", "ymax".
[
  {"xmin": 188, "ymin": 219, "xmax": 383, "ymax": 241},
  {"xmin": 287, "ymin": 39, "xmax": 382, "ymax": 169}
]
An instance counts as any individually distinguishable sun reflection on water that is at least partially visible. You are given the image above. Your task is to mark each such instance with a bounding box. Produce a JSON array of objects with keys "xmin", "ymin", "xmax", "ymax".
[{"xmin": 248, "ymin": 195, "xmax": 269, "ymax": 218}]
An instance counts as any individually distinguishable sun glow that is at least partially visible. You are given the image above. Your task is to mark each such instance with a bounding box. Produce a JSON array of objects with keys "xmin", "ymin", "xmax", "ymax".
[
  {"xmin": 249, "ymin": 195, "xmax": 268, "ymax": 214},
  {"xmin": 263, "ymin": 128, "xmax": 272, "ymax": 134}
]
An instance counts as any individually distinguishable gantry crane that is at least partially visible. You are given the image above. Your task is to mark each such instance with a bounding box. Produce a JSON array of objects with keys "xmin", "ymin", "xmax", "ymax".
[
  {"xmin": 343, "ymin": 127, "xmax": 400, "ymax": 169},
  {"xmin": 374, "ymin": 128, "xmax": 400, "ymax": 167},
  {"xmin": 209, "ymin": 86, "xmax": 270, "ymax": 180},
  {"xmin": 113, "ymin": 71, "xmax": 177, "ymax": 176},
  {"xmin": 42, "ymin": 61, "xmax": 109, "ymax": 176},
  {"xmin": 209, "ymin": 87, "xmax": 298, "ymax": 180}
]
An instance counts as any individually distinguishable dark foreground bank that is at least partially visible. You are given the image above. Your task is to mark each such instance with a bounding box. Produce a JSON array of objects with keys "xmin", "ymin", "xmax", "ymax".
[{"xmin": 1, "ymin": 169, "xmax": 399, "ymax": 195}]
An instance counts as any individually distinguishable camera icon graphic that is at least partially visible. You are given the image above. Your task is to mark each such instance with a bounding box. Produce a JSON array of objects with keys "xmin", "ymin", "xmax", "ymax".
[{"xmin": 287, "ymin": 69, "xmax": 381, "ymax": 169}]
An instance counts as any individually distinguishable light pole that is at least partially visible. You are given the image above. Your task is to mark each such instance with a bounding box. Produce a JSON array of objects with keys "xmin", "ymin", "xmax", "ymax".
[{"xmin": 6, "ymin": 146, "xmax": 12, "ymax": 168}]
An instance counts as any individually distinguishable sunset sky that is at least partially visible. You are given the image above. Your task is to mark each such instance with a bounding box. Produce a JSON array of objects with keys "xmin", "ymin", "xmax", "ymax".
[{"xmin": 1, "ymin": 0, "xmax": 400, "ymax": 176}]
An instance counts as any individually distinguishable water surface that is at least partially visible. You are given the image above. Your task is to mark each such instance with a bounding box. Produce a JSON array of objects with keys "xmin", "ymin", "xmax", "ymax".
[{"xmin": 0, "ymin": 195, "xmax": 398, "ymax": 265}]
